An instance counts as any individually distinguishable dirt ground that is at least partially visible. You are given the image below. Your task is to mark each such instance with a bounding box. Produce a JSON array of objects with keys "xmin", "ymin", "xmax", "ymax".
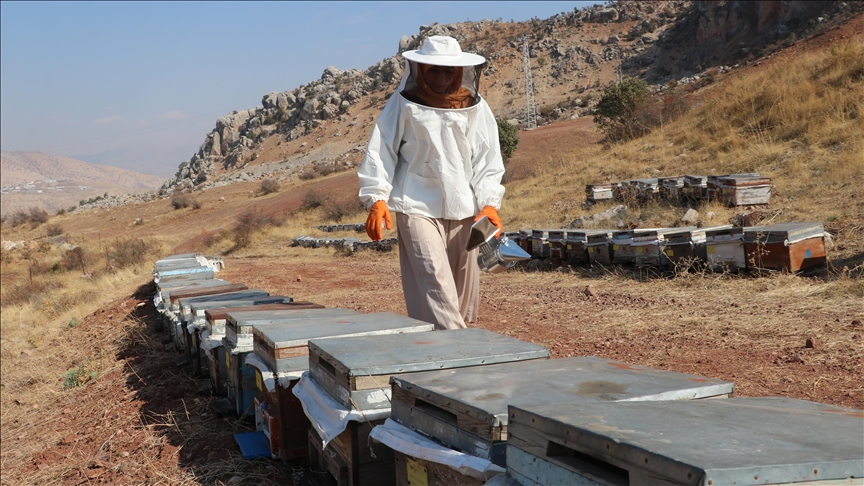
[{"xmin": 1, "ymin": 249, "xmax": 861, "ymax": 485}]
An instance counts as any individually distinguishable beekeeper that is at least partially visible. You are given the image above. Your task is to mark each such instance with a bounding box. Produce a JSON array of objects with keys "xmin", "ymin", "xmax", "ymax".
[{"xmin": 358, "ymin": 36, "xmax": 506, "ymax": 330}]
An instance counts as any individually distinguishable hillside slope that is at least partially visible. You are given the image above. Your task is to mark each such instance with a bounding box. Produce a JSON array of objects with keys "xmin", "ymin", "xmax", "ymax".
[{"xmin": 0, "ymin": 151, "xmax": 165, "ymax": 216}]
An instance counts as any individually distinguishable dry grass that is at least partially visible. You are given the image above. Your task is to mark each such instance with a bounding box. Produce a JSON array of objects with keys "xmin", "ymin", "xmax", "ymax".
[{"xmin": 502, "ymin": 41, "xmax": 864, "ymax": 280}]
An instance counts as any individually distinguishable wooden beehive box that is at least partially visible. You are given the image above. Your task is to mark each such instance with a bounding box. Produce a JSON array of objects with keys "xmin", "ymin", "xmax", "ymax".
[
  {"xmin": 705, "ymin": 226, "xmax": 746, "ymax": 271},
  {"xmin": 585, "ymin": 183, "xmax": 613, "ymax": 203},
  {"xmin": 246, "ymin": 311, "xmax": 430, "ymax": 463},
  {"xmin": 659, "ymin": 176, "xmax": 684, "ymax": 203},
  {"xmin": 632, "ymin": 227, "xmax": 695, "ymax": 268},
  {"xmin": 661, "ymin": 225, "xmax": 730, "ymax": 269},
  {"xmin": 743, "ymin": 222, "xmax": 826, "ymax": 272},
  {"xmin": 547, "ymin": 230, "xmax": 567, "ymax": 260},
  {"xmin": 177, "ymin": 290, "xmax": 271, "ymax": 372},
  {"xmin": 202, "ymin": 302, "xmax": 322, "ymax": 395},
  {"xmin": 506, "ymin": 398, "xmax": 863, "ymax": 486},
  {"xmin": 307, "ymin": 329, "xmax": 549, "ymax": 486},
  {"xmin": 585, "ymin": 232, "xmax": 613, "ymax": 265},
  {"xmin": 718, "ymin": 174, "xmax": 772, "ymax": 206},
  {"xmin": 682, "ymin": 175, "xmax": 707, "ymax": 203},
  {"xmin": 530, "ymin": 230, "xmax": 558, "ymax": 259},
  {"xmin": 611, "ymin": 230, "xmax": 639, "ymax": 265},
  {"xmin": 187, "ymin": 297, "xmax": 293, "ymax": 377},
  {"xmin": 390, "ymin": 357, "xmax": 733, "ymax": 470},
  {"xmin": 565, "ymin": 230, "xmax": 614, "ymax": 264},
  {"xmin": 224, "ymin": 309, "xmax": 358, "ymax": 417}
]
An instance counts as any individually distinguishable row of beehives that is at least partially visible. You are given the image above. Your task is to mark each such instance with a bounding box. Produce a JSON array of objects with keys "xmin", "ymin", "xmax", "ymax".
[
  {"xmin": 292, "ymin": 236, "xmax": 397, "ymax": 250},
  {"xmin": 315, "ymin": 223, "xmax": 366, "ymax": 233},
  {"xmin": 586, "ymin": 172, "xmax": 772, "ymax": 207},
  {"xmin": 151, "ymin": 252, "xmax": 862, "ymax": 486},
  {"xmin": 509, "ymin": 221, "xmax": 827, "ymax": 273}
]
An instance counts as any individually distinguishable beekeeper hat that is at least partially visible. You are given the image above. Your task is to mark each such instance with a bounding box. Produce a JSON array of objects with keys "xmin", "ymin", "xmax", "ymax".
[{"xmin": 402, "ymin": 36, "xmax": 485, "ymax": 67}]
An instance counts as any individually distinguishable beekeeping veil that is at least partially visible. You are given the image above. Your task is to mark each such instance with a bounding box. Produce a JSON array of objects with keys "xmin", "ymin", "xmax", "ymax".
[{"xmin": 399, "ymin": 36, "xmax": 486, "ymax": 107}]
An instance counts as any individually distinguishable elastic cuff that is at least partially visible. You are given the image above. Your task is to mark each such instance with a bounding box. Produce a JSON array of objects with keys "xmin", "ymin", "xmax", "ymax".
[{"xmin": 366, "ymin": 196, "xmax": 388, "ymax": 209}]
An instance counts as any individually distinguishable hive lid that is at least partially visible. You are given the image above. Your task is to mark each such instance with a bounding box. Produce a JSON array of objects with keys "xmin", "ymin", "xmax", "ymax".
[
  {"xmin": 743, "ymin": 222, "xmax": 824, "ymax": 244},
  {"xmin": 391, "ymin": 357, "xmax": 732, "ymax": 429},
  {"xmin": 205, "ymin": 302, "xmax": 322, "ymax": 322},
  {"xmin": 508, "ymin": 397, "xmax": 863, "ymax": 486},
  {"xmin": 177, "ymin": 290, "xmax": 269, "ymax": 308},
  {"xmin": 309, "ymin": 328, "xmax": 549, "ymax": 376},
  {"xmin": 255, "ymin": 312, "xmax": 434, "ymax": 349},
  {"xmin": 565, "ymin": 229, "xmax": 615, "ymax": 240},
  {"xmin": 190, "ymin": 296, "xmax": 291, "ymax": 314},
  {"xmin": 227, "ymin": 308, "xmax": 358, "ymax": 327}
]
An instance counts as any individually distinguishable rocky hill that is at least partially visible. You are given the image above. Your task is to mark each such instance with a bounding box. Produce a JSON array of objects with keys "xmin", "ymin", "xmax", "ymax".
[{"xmin": 153, "ymin": 0, "xmax": 853, "ymax": 197}]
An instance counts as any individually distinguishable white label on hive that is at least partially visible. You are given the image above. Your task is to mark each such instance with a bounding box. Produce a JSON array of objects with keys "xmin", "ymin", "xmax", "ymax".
[{"xmin": 367, "ymin": 389, "xmax": 391, "ymax": 404}]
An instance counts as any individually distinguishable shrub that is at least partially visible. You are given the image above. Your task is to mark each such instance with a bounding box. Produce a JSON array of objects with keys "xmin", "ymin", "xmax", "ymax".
[
  {"xmin": 302, "ymin": 190, "xmax": 325, "ymax": 210},
  {"xmin": 260, "ymin": 179, "xmax": 281, "ymax": 195},
  {"xmin": 29, "ymin": 207, "xmax": 49, "ymax": 225},
  {"xmin": 171, "ymin": 192, "xmax": 193, "ymax": 209},
  {"xmin": 8, "ymin": 210, "xmax": 29, "ymax": 227},
  {"xmin": 594, "ymin": 77, "xmax": 651, "ymax": 142},
  {"xmin": 191, "ymin": 199, "xmax": 203, "ymax": 210},
  {"xmin": 496, "ymin": 119, "xmax": 519, "ymax": 162},
  {"xmin": 55, "ymin": 208, "xmax": 66, "ymax": 216},
  {"xmin": 62, "ymin": 246, "xmax": 92, "ymax": 274},
  {"xmin": 45, "ymin": 224, "xmax": 63, "ymax": 237},
  {"xmin": 107, "ymin": 238, "xmax": 156, "ymax": 269},
  {"xmin": 323, "ymin": 196, "xmax": 364, "ymax": 223},
  {"xmin": 232, "ymin": 210, "xmax": 283, "ymax": 249}
]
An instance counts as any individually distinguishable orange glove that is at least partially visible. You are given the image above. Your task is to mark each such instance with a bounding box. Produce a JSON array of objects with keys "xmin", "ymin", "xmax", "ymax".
[
  {"xmin": 475, "ymin": 206, "xmax": 502, "ymax": 237},
  {"xmin": 365, "ymin": 200, "xmax": 392, "ymax": 241}
]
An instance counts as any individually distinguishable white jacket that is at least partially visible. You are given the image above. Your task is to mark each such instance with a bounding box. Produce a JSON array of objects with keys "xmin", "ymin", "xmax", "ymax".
[{"xmin": 358, "ymin": 80, "xmax": 505, "ymax": 220}]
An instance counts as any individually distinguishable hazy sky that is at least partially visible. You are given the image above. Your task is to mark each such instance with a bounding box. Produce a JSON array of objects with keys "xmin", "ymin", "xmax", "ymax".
[{"xmin": 1, "ymin": 1, "xmax": 599, "ymax": 178}]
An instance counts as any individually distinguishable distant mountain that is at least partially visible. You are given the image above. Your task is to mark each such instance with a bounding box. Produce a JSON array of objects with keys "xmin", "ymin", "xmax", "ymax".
[{"xmin": 0, "ymin": 151, "xmax": 164, "ymax": 188}]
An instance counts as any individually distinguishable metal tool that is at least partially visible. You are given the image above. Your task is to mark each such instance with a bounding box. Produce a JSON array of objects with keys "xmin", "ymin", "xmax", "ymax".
[{"xmin": 467, "ymin": 216, "xmax": 531, "ymax": 273}]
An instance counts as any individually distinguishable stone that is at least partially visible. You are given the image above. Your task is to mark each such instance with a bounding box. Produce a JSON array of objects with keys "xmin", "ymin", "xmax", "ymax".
[
  {"xmin": 805, "ymin": 337, "xmax": 818, "ymax": 349},
  {"xmin": 300, "ymin": 98, "xmax": 320, "ymax": 121},
  {"xmin": 584, "ymin": 285, "xmax": 597, "ymax": 297},
  {"xmin": 681, "ymin": 208, "xmax": 699, "ymax": 223}
]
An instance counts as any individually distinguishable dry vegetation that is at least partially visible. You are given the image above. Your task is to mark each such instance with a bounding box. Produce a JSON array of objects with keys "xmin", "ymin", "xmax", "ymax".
[
  {"xmin": 1, "ymin": 25, "xmax": 862, "ymax": 486},
  {"xmin": 502, "ymin": 41, "xmax": 864, "ymax": 274}
]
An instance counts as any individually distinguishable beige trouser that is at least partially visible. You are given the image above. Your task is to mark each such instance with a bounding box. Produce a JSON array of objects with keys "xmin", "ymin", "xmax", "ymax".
[{"xmin": 396, "ymin": 212, "xmax": 479, "ymax": 330}]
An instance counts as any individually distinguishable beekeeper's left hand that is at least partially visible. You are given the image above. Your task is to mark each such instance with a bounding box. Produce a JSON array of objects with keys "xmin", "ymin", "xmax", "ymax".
[{"xmin": 365, "ymin": 200, "xmax": 392, "ymax": 241}]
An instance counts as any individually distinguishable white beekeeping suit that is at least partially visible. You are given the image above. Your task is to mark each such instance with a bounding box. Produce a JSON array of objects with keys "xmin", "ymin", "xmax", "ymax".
[{"xmin": 358, "ymin": 36, "xmax": 506, "ymax": 330}]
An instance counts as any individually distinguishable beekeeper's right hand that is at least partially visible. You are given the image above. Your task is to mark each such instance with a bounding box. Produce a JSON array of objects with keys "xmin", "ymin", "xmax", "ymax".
[{"xmin": 365, "ymin": 200, "xmax": 392, "ymax": 241}]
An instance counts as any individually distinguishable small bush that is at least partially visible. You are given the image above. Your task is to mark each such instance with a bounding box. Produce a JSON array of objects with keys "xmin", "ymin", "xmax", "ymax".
[
  {"xmin": 260, "ymin": 179, "xmax": 281, "ymax": 195},
  {"xmin": 232, "ymin": 210, "xmax": 284, "ymax": 250},
  {"xmin": 594, "ymin": 77, "xmax": 652, "ymax": 142},
  {"xmin": 171, "ymin": 192, "xmax": 193, "ymax": 209},
  {"xmin": 191, "ymin": 199, "xmax": 203, "ymax": 210},
  {"xmin": 107, "ymin": 238, "xmax": 157, "ymax": 269},
  {"xmin": 302, "ymin": 191, "xmax": 325, "ymax": 210},
  {"xmin": 55, "ymin": 208, "xmax": 66, "ymax": 216},
  {"xmin": 62, "ymin": 247, "xmax": 91, "ymax": 273},
  {"xmin": 63, "ymin": 364, "xmax": 97, "ymax": 389},
  {"xmin": 496, "ymin": 119, "xmax": 519, "ymax": 162},
  {"xmin": 45, "ymin": 224, "xmax": 63, "ymax": 237},
  {"xmin": 28, "ymin": 207, "xmax": 49, "ymax": 227},
  {"xmin": 323, "ymin": 196, "xmax": 364, "ymax": 223}
]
